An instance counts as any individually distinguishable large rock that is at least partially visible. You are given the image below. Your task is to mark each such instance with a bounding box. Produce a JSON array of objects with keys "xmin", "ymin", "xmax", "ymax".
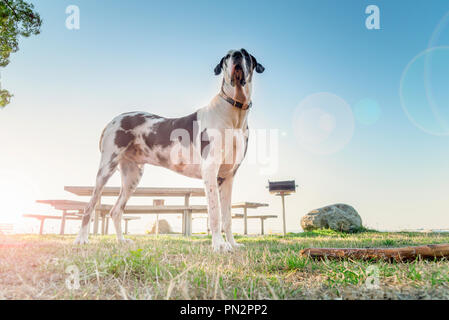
[
  {"xmin": 148, "ymin": 219, "xmax": 172, "ymax": 234},
  {"xmin": 301, "ymin": 204, "xmax": 362, "ymax": 233}
]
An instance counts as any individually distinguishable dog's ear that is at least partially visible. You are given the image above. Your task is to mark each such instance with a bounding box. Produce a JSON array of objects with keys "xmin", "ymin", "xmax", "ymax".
[
  {"xmin": 214, "ymin": 57, "xmax": 224, "ymax": 75},
  {"xmin": 255, "ymin": 63, "xmax": 265, "ymax": 73},
  {"xmin": 251, "ymin": 55, "xmax": 265, "ymax": 74}
]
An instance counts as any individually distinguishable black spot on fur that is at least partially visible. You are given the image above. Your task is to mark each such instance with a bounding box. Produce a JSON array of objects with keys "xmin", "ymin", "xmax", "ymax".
[
  {"xmin": 121, "ymin": 113, "xmax": 146, "ymax": 130},
  {"xmin": 233, "ymin": 129, "xmax": 249, "ymax": 177},
  {"xmin": 241, "ymin": 48, "xmax": 252, "ymax": 69},
  {"xmin": 115, "ymin": 130, "xmax": 135, "ymax": 148},
  {"xmin": 201, "ymin": 129, "xmax": 210, "ymax": 159},
  {"xmin": 109, "ymin": 161, "xmax": 117, "ymax": 171},
  {"xmin": 144, "ymin": 112, "xmax": 197, "ymax": 149},
  {"xmin": 108, "ymin": 153, "xmax": 118, "ymax": 171},
  {"xmin": 145, "ymin": 114, "xmax": 162, "ymax": 119}
]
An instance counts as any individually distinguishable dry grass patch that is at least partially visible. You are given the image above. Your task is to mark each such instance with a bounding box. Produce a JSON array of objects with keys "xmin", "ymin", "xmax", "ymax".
[{"xmin": 0, "ymin": 230, "xmax": 448, "ymax": 299}]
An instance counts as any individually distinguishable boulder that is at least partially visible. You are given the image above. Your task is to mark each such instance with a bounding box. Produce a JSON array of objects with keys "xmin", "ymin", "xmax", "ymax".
[
  {"xmin": 301, "ymin": 204, "xmax": 362, "ymax": 233},
  {"xmin": 148, "ymin": 219, "xmax": 172, "ymax": 234}
]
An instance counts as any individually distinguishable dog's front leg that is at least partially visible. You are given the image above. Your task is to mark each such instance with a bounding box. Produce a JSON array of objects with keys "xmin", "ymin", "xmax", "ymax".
[
  {"xmin": 219, "ymin": 176, "xmax": 243, "ymax": 248},
  {"xmin": 202, "ymin": 164, "xmax": 232, "ymax": 252}
]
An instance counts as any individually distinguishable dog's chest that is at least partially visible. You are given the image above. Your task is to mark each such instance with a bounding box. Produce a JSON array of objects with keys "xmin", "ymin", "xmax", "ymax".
[{"xmin": 216, "ymin": 128, "xmax": 248, "ymax": 177}]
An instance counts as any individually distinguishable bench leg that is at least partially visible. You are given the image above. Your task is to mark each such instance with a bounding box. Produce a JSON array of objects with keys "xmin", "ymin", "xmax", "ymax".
[
  {"xmin": 101, "ymin": 214, "xmax": 106, "ymax": 235},
  {"xmin": 260, "ymin": 218, "xmax": 265, "ymax": 235},
  {"xmin": 183, "ymin": 194, "xmax": 191, "ymax": 236},
  {"xmin": 124, "ymin": 220, "xmax": 128, "ymax": 235},
  {"xmin": 105, "ymin": 216, "xmax": 109, "ymax": 235},
  {"xmin": 182, "ymin": 210, "xmax": 187, "ymax": 236},
  {"xmin": 187, "ymin": 210, "xmax": 192, "ymax": 236},
  {"xmin": 39, "ymin": 218, "xmax": 45, "ymax": 235},
  {"xmin": 183, "ymin": 210, "xmax": 192, "ymax": 236},
  {"xmin": 281, "ymin": 193, "xmax": 286, "ymax": 236},
  {"xmin": 59, "ymin": 210, "xmax": 67, "ymax": 235},
  {"xmin": 181, "ymin": 213, "xmax": 186, "ymax": 235},
  {"xmin": 243, "ymin": 208, "xmax": 248, "ymax": 235}
]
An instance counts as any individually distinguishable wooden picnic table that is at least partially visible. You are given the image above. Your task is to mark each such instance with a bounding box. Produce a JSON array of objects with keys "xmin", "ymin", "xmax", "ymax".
[
  {"xmin": 0, "ymin": 223, "xmax": 14, "ymax": 235},
  {"xmin": 231, "ymin": 202, "xmax": 269, "ymax": 235},
  {"xmin": 193, "ymin": 213, "xmax": 277, "ymax": 235},
  {"xmin": 64, "ymin": 186, "xmax": 269, "ymax": 236},
  {"xmin": 64, "ymin": 186, "xmax": 206, "ymax": 236}
]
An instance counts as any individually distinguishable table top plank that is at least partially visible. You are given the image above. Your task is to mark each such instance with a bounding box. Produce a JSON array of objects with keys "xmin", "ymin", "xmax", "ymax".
[
  {"xmin": 233, "ymin": 214, "xmax": 277, "ymax": 219},
  {"xmin": 37, "ymin": 200, "xmax": 270, "ymax": 214},
  {"xmin": 231, "ymin": 202, "xmax": 269, "ymax": 209},
  {"xmin": 23, "ymin": 214, "xmax": 140, "ymax": 220},
  {"xmin": 64, "ymin": 186, "xmax": 206, "ymax": 197},
  {"xmin": 37, "ymin": 199, "xmax": 209, "ymax": 214}
]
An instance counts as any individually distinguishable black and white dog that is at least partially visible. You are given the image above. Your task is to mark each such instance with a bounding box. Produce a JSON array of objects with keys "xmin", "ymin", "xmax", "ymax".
[{"xmin": 75, "ymin": 49, "xmax": 265, "ymax": 252}]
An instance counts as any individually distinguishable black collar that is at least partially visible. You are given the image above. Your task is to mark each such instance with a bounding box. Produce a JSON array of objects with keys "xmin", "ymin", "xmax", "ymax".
[{"xmin": 219, "ymin": 89, "xmax": 252, "ymax": 110}]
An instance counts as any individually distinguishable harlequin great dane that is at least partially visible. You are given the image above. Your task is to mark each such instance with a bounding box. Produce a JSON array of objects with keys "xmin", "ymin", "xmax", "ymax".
[{"xmin": 74, "ymin": 48, "xmax": 265, "ymax": 252}]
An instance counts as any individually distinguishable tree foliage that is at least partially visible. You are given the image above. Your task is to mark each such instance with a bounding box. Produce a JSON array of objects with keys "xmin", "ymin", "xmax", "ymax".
[{"xmin": 0, "ymin": 0, "xmax": 41, "ymax": 107}]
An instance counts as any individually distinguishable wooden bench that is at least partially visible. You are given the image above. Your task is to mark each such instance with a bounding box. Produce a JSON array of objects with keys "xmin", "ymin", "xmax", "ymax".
[
  {"xmin": 230, "ymin": 202, "xmax": 269, "ymax": 235},
  {"xmin": 193, "ymin": 214, "xmax": 277, "ymax": 235},
  {"xmin": 35, "ymin": 199, "xmax": 207, "ymax": 236},
  {"xmin": 64, "ymin": 186, "xmax": 207, "ymax": 236},
  {"xmin": 232, "ymin": 214, "xmax": 277, "ymax": 235},
  {"xmin": 23, "ymin": 212, "xmax": 140, "ymax": 235},
  {"xmin": 0, "ymin": 223, "xmax": 13, "ymax": 235}
]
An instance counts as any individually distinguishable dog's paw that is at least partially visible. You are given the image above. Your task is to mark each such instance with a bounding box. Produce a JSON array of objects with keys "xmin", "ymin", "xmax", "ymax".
[
  {"xmin": 212, "ymin": 240, "xmax": 233, "ymax": 253},
  {"xmin": 231, "ymin": 242, "xmax": 244, "ymax": 249},
  {"xmin": 73, "ymin": 237, "xmax": 89, "ymax": 245}
]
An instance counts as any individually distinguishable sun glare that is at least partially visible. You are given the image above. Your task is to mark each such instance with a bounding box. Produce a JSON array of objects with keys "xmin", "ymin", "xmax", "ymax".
[{"xmin": 0, "ymin": 171, "xmax": 39, "ymax": 230}]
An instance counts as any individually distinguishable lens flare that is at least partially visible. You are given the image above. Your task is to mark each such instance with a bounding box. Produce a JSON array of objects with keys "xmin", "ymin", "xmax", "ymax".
[
  {"xmin": 400, "ymin": 47, "xmax": 449, "ymax": 135},
  {"xmin": 0, "ymin": 171, "xmax": 39, "ymax": 230},
  {"xmin": 292, "ymin": 92, "xmax": 354, "ymax": 155},
  {"xmin": 354, "ymin": 99, "xmax": 381, "ymax": 126}
]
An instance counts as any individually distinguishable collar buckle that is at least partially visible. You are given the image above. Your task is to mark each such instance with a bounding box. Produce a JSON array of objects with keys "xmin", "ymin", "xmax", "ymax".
[{"xmin": 220, "ymin": 90, "xmax": 251, "ymax": 110}]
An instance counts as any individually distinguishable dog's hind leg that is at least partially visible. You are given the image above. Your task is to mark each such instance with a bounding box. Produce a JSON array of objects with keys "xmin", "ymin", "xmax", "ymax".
[
  {"xmin": 74, "ymin": 152, "xmax": 119, "ymax": 244},
  {"xmin": 110, "ymin": 159, "xmax": 144, "ymax": 243}
]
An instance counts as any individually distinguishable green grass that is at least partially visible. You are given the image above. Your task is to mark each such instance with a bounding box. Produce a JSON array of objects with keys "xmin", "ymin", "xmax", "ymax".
[{"xmin": 0, "ymin": 230, "xmax": 448, "ymax": 299}]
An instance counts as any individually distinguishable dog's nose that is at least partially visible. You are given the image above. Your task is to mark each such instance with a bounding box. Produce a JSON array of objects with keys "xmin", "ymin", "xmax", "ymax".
[{"xmin": 232, "ymin": 51, "xmax": 243, "ymax": 59}]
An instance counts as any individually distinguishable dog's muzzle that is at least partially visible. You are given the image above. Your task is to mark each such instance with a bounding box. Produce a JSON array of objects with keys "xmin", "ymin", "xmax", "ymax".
[{"xmin": 231, "ymin": 64, "xmax": 246, "ymax": 86}]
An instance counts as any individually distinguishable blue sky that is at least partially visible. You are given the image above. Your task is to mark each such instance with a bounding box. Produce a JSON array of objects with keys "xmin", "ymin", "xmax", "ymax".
[{"xmin": 1, "ymin": 0, "xmax": 449, "ymax": 233}]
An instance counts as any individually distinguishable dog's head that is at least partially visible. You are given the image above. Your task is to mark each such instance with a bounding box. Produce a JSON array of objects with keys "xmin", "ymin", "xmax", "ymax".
[{"xmin": 214, "ymin": 49, "xmax": 265, "ymax": 87}]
